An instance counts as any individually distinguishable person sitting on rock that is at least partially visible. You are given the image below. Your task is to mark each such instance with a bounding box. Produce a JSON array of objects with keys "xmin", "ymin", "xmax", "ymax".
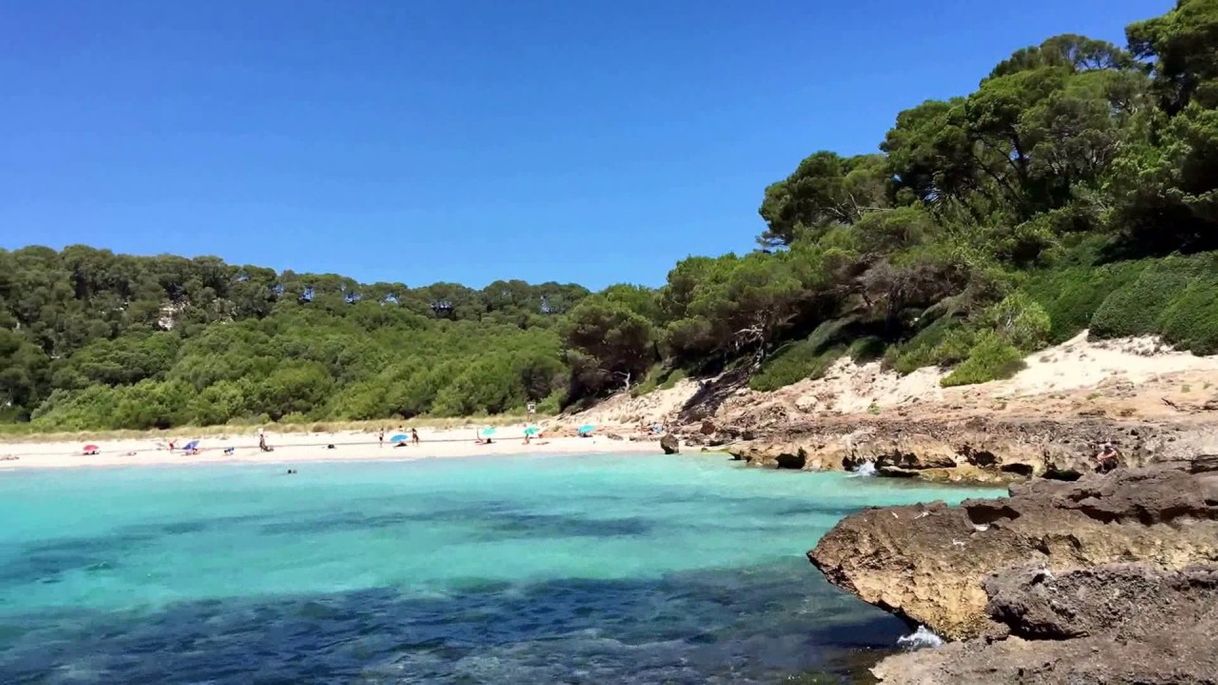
[{"xmin": 1094, "ymin": 442, "xmax": 1120, "ymax": 473}]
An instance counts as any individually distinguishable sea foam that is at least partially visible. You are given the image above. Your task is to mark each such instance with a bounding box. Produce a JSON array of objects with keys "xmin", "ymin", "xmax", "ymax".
[{"xmin": 897, "ymin": 625, "xmax": 944, "ymax": 650}]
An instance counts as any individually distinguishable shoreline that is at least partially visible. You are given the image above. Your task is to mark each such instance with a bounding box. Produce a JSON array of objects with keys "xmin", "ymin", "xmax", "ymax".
[{"xmin": 0, "ymin": 427, "xmax": 662, "ymax": 471}]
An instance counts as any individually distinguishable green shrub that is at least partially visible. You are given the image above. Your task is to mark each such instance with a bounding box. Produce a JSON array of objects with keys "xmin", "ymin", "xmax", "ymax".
[
  {"xmin": 846, "ymin": 336, "xmax": 886, "ymax": 363},
  {"xmin": 630, "ymin": 364, "xmax": 665, "ymax": 397},
  {"xmin": 749, "ymin": 317, "xmax": 866, "ymax": 391},
  {"xmin": 749, "ymin": 343, "xmax": 844, "ymax": 391},
  {"xmin": 929, "ymin": 327, "xmax": 978, "ymax": 367},
  {"xmin": 658, "ymin": 368, "xmax": 688, "ymax": 390},
  {"xmin": 802, "ymin": 316, "xmax": 859, "ymax": 352},
  {"xmin": 941, "ymin": 332, "xmax": 1026, "ymax": 387},
  {"xmin": 31, "ymin": 386, "xmax": 120, "ymax": 430},
  {"xmin": 1023, "ymin": 261, "xmax": 1145, "ymax": 342},
  {"xmin": 252, "ymin": 361, "xmax": 335, "ymax": 421},
  {"xmin": 1159, "ymin": 275, "xmax": 1218, "ymax": 354},
  {"xmin": 431, "ymin": 354, "xmax": 524, "ymax": 416},
  {"xmin": 1090, "ymin": 258, "xmax": 1197, "ymax": 339},
  {"xmin": 190, "ymin": 380, "xmax": 252, "ymax": 425},
  {"xmin": 534, "ymin": 389, "xmax": 563, "ymax": 415},
  {"xmin": 110, "ymin": 380, "xmax": 194, "ymax": 430},
  {"xmin": 888, "ymin": 317, "xmax": 973, "ymax": 374},
  {"xmin": 986, "ymin": 291, "xmax": 1051, "ymax": 350}
]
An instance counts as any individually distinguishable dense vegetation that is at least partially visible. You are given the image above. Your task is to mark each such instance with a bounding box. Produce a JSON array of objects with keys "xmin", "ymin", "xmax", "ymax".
[
  {"xmin": 3, "ymin": 0, "xmax": 1217, "ymax": 431},
  {"xmin": 0, "ymin": 249, "xmax": 587, "ymax": 428}
]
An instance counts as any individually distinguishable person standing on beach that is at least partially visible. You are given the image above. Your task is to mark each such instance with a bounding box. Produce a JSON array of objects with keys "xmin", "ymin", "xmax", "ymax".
[
  {"xmin": 378, "ymin": 429, "xmax": 384, "ymax": 448},
  {"xmin": 411, "ymin": 428, "xmax": 420, "ymax": 445}
]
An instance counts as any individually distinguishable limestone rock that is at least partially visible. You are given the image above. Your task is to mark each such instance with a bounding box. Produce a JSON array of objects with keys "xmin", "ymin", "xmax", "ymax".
[
  {"xmin": 984, "ymin": 563, "xmax": 1218, "ymax": 641},
  {"xmin": 872, "ymin": 564, "xmax": 1218, "ymax": 684},
  {"xmin": 809, "ymin": 461, "xmax": 1218, "ymax": 640},
  {"xmin": 660, "ymin": 433, "xmax": 680, "ymax": 454},
  {"xmin": 726, "ymin": 415, "xmax": 1218, "ymax": 484}
]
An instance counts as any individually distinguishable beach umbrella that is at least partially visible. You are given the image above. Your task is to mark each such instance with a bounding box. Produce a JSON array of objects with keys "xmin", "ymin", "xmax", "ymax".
[
  {"xmin": 480, "ymin": 427, "xmax": 496, "ymax": 437},
  {"xmin": 523, "ymin": 425, "xmax": 540, "ymax": 436},
  {"xmin": 82, "ymin": 444, "xmax": 100, "ymax": 455},
  {"xmin": 389, "ymin": 434, "xmax": 408, "ymax": 443},
  {"xmin": 577, "ymin": 424, "xmax": 596, "ymax": 435},
  {"xmin": 183, "ymin": 440, "xmax": 200, "ymax": 451}
]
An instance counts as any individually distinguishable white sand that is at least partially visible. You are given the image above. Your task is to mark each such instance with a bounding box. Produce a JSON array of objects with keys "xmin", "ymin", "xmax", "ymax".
[
  {"xmin": 0, "ymin": 425, "xmax": 660, "ymax": 471},
  {"xmin": 992, "ymin": 331, "xmax": 1218, "ymax": 397},
  {"xmin": 568, "ymin": 331, "xmax": 1218, "ymax": 427},
  {"xmin": 574, "ymin": 378, "xmax": 702, "ymax": 427},
  {"xmin": 791, "ymin": 358, "xmax": 944, "ymax": 413}
]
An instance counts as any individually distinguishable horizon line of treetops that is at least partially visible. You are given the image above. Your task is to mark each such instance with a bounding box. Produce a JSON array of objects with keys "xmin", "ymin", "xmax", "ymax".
[{"xmin": 2, "ymin": 0, "xmax": 1217, "ymax": 430}]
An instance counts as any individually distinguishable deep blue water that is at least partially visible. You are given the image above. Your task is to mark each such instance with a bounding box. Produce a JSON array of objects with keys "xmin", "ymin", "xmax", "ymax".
[{"xmin": 0, "ymin": 453, "xmax": 996, "ymax": 683}]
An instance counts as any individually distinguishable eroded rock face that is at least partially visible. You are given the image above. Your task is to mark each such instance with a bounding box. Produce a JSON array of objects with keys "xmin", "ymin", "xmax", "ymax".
[
  {"xmin": 872, "ymin": 564, "xmax": 1218, "ymax": 684},
  {"xmin": 724, "ymin": 415, "xmax": 1218, "ymax": 483},
  {"xmin": 984, "ymin": 563, "xmax": 1218, "ymax": 641},
  {"xmin": 808, "ymin": 460, "xmax": 1218, "ymax": 640}
]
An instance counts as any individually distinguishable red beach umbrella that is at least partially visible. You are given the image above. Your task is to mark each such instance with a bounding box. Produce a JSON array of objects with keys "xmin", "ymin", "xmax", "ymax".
[{"xmin": 82, "ymin": 444, "xmax": 100, "ymax": 455}]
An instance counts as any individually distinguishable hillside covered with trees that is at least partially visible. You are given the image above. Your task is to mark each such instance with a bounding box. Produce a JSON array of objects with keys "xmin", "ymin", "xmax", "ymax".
[{"xmin": 3, "ymin": 0, "xmax": 1217, "ymax": 432}]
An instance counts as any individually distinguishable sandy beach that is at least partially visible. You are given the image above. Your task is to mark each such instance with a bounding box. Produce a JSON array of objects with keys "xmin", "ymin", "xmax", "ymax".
[
  {"xmin": 9, "ymin": 333, "xmax": 1218, "ymax": 472},
  {"xmin": 0, "ymin": 424, "xmax": 663, "ymax": 471}
]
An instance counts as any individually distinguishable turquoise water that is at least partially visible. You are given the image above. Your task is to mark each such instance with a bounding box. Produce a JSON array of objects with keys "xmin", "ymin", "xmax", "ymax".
[{"xmin": 0, "ymin": 454, "xmax": 997, "ymax": 683}]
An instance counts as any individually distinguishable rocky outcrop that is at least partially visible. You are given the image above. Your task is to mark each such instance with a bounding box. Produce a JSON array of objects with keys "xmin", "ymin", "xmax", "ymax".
[
  {"xmin": 810, "ymin": 458, "xmax": 1218, "ymax": 639},
  {"xmin": 872, "ymin": 564, "xmax": 1218, "ymax": 684},
  {"xmin": 808, "ymin": 458, "xmax": 1218, "ymax": 682},
  {"xmin": 723, "ymin": 415, "xmax": 1218, "ymax": 484},
  {"xmin": 659, "ymin": 433, "xmax": 680, "ymax": 454}
]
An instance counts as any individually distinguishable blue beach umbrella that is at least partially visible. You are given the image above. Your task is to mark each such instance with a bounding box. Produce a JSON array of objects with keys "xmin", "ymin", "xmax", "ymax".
[
  {"xmin": 577, "ymin": 424, "xmax": 595, "ymax": 435},
  {"xmin": 389, "ymin": 434, "xmax": 408, "ymax": 443},
  {"xmin": 183, "ymin": 440, "xmax": 200, "ymax": 451},
  {"xmin": 480, "ymin": 427, "xmax": 496, "ymax": 437},
  {"xmin": 523, "ymin": 425, "xmax": 540, "ymax": 436}
]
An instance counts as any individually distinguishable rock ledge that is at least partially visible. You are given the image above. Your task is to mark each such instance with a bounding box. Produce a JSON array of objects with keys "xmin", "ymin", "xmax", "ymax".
[{"xmin": 809, "ymin": 457, "xmax": 1218, "ymax": 682}]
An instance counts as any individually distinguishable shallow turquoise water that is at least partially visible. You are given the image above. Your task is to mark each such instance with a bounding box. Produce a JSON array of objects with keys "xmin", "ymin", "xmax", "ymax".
[{"xmin": 0, "ymin": 453, "xmax": 997, "ymax": 683}]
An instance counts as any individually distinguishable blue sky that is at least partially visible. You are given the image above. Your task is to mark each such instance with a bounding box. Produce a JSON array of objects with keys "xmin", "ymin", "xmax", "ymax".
[{"xmin": 0, "ymin": 0, "xmax": 1170, "ymax": 289}]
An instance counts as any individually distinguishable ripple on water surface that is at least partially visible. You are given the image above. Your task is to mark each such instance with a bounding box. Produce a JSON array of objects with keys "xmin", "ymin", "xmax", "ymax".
[{"xmin": 0, "ymin": 453, "xmax": 999, "ymax": 684}]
